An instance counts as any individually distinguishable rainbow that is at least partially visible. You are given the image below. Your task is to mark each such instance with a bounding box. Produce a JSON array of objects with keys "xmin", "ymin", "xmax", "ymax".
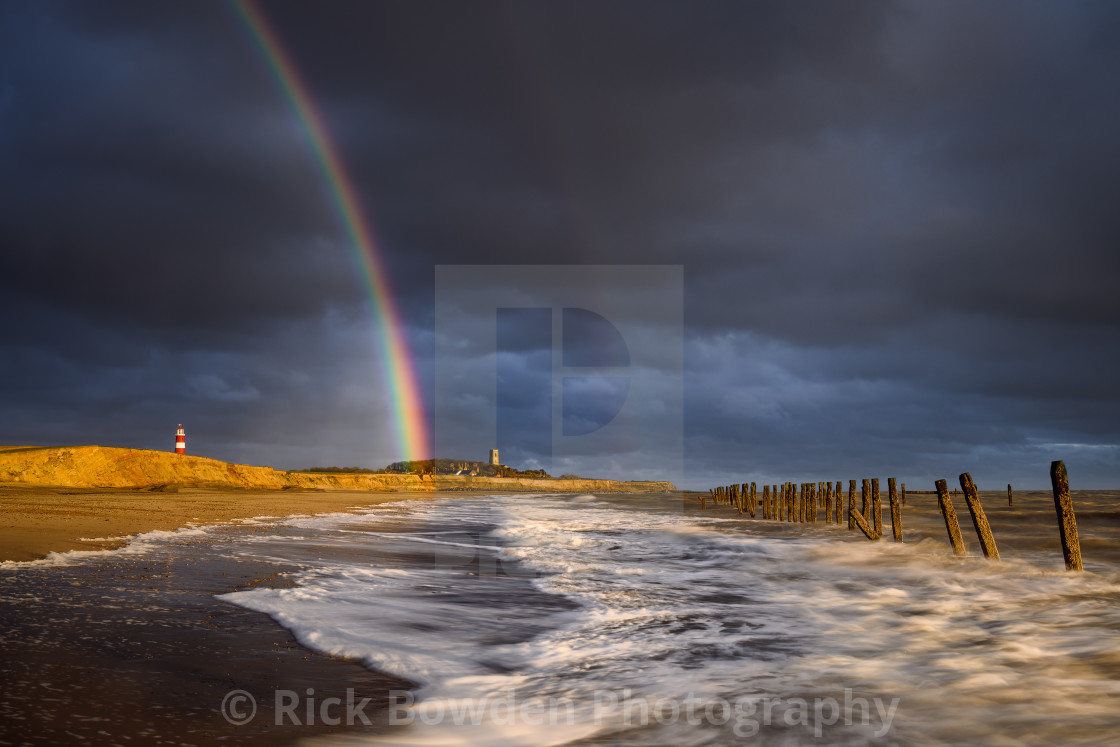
[{"xmin": 231, "ymin": 0, "xmax": 429, "ymax": 463}]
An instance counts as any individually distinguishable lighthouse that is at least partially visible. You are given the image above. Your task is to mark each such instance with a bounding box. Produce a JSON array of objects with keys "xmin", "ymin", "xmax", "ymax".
[{"xmin": 174, "ymin": 424, "xmax": 186, "ymax": 455}]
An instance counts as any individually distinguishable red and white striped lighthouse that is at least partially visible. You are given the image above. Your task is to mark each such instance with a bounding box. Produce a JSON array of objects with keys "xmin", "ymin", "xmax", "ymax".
[{"xmin": 174, "ymin": 424, "xmax": 186, "ymax": 455}]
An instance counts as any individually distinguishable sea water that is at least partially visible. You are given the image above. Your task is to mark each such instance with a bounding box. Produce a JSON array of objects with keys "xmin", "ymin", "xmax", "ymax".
[{"xmin": 211, "ymin": 491, "xmax": 1120, "ymax": 746}]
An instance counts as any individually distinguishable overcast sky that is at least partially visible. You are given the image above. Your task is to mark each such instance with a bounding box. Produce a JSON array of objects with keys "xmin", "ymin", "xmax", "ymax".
[{"xmin": 2, "ymin": 0, "xmax": 1119, "ymax": 489}]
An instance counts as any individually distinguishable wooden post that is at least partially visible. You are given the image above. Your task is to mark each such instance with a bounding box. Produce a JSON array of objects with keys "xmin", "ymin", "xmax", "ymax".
[
  {"xmin": 861, "ymin": 479, "xmax": 870, "ymax": 523},
  {"xmin": 1007, "ymin": 483, "xmax": 1013, "ymax": 507},
  {"xmin": 871, "ymin": 478, "xmax": 883, "ymax": 538},
  {"xmin": 851, "ymin": 507, "xmax": 878, "ymax": 541},
  {"xmin": 847, "ymin": 480, "xmax": 856, "ymax": 530},
  {"xmin": 824, "ymin": 482, "xmax": 833, "ymax": 525},
  {"xmin": 787, "ymin": 483, "xmax": 794, "ymax": 523},
  {"xmin": 835, "ymin": 481, "xmax": 842, "ymax": 524},
  {"xmin": 901, "ymin": 482, "xmax": 906, "ymax": 506},
  {"xmin": 959, "ymin": 473, "xmax": 999, "ymax": 560},
  {"xmin": 747, "ymin": 482, "xmax": 757, "ymax": 518},
  {"xmin": 888, "ymin": 477, "xmax": 902, "ymax": 542},
  {"xmin": 1050, "ymin": 461, "xmax": 1083, "ymax": 571},
  {"xmin": 935, "ymin": 479, "xmax": 967, "ymax": 556}
]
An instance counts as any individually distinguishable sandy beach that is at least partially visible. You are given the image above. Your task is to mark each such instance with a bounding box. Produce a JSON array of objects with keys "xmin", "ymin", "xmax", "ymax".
[
  {"xmin": 0, "ymin": 445, "xmax": 675, "ymax": 563},
  {"xmin": 0, "ymin": 516, "xmax": 417, "ymax": 746},
  {"xmin": 0, "ymin": 486, "xmax": 438, "ymax": 562}
]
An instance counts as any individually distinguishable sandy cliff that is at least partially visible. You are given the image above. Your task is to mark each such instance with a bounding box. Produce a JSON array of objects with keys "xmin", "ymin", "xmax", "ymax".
[{"xmin": 0, "ymin": 445, "xmax": 675, "ymax": 493}]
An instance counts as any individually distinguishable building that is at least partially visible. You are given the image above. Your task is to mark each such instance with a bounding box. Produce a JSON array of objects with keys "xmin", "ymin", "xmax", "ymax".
[{"xmin": 489, "ymin": 449, "xmax": 499, "ymax": 466}]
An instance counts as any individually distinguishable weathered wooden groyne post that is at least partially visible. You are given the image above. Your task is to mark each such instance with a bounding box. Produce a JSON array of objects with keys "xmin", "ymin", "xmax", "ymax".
[
  {"xmin": 959, "ymin": 473, "xmax": 999, "ymax": 560},
  {"xmin": 1007, "ymin": 483, "xmax": 1013, "ymax": 507},
  {"xmin": 847, "ymin": 480, "xmax": 856, "ymax": 531},
  {"xmin": 888, "ymin": 477, "xmax": 902, "ymax": 542},
  {"xmin": 834, "ymin": 481, "xmax": 843, "ymax": 524},
  {"xmin": 824, "ymin": 482, "xmax": 833, "ymax": 525},
  {"xmin": 1050, "ymin": 460, "xmax": 1083, "ymax": 571},
  {"xmin": 851, "ymin": 505, "xmax": 877, "ymax": 540},
  {"xmin": 901, "ymin": 482, "xmax": 906, "ymax": 506},
  {"xmin": 871, "ymin": 478, "xmax": 883, "ymax": 537},
  {"xmin": 861, "ymin": 479, "xmax": 870, "ymax": 524},
  {"xmin": 935, "ymin": 479, "xmax": 967, "ymax": 556},
  {"xmin": 747, "ymin": 482, "xmax": 757, "ymax": 517}
]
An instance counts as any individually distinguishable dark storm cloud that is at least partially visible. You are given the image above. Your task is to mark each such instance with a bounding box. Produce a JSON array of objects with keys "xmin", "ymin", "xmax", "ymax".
[{"xmin": 2, "ymin": 0, "xmax": 1119, "ymax": 484}]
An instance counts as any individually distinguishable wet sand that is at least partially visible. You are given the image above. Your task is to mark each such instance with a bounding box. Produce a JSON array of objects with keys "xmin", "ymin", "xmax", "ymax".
[
  {"xmin": 0, "ymin": 522, "xmax": 417, "ymax": 746},
  {"xmin": 0, "ymin": 486, "xmax": 424, "ymax": 562}
]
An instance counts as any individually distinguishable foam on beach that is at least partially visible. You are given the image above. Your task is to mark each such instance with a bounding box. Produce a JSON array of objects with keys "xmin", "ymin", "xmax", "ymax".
[
  {"xmin": 218, "ymin": 493, "xmax": 1120, "ymax": 746},
  {"xmin": 0, "ymin": 525, "xmax": 216, "ymax": 569}
]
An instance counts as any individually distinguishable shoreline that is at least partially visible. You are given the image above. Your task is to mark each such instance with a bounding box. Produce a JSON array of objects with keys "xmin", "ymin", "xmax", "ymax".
[
  {"xmin": 0, "ymin": 486, "xmax": 437, "ymax": 563},
  {"xmin": 0, "ymin": 521, "xmax": 417, "ymax": 745}
]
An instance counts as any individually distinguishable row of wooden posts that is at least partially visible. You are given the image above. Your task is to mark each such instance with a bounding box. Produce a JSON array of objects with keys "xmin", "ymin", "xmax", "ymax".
[{"xmin": 704, "ymin": 460, "xmax": 1083, "ymax": 571}]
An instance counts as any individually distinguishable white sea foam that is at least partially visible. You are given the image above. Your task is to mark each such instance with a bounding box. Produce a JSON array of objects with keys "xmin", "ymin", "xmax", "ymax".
[
  {"xmin": 219, "ymin": 494, "xmax": 1120, "ymax": 746},
  {"xmin": 0, "ymin": 525, "xmax": 215, "ymax": 569}
]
